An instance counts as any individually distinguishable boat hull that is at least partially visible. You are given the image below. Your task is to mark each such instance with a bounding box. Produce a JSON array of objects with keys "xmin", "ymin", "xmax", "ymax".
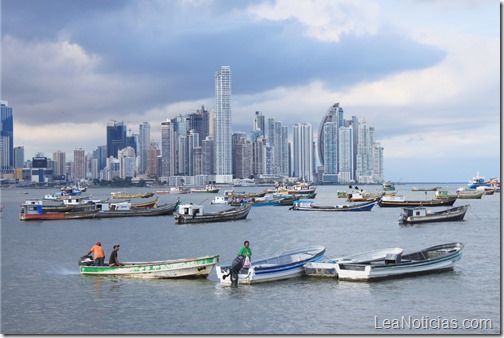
[
  {"xmin": 399, "ymin": 205, "xmax": 469, "ymax": 225},
  {"xmin": 291, "ymin": 200, "xmax": 375, "ymax": 211},
  {"xmin": 80, "ymin": 255, "xmax": 219, "ymax": 278},
  {"xmin": 20, "ymin": 210, "xmax": 99, "ymax": 221},
  {"xmin": 96, "ymin": 201, "xmax": 180, "ymax": 218},
  {"xmin": 336, "ymin": 243, "xmax": 463, "ymax": 281},
  {"xmin": 216, "ymin": 246, "xmax": 325, "ymax": 285},
  {"xmin": 378, "ymin": 198, "xmax": 457, "ymax": 208},
  {"xmin": 174, "ymin": 204, "xmax": 251, "ymax": 224}
]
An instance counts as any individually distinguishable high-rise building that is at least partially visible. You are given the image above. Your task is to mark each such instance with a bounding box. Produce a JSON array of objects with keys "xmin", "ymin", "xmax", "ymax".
[
  {"xmin": 161, "ymin": 120, "xmax": 176, "ymax": 178},
  {"xmin": 147, "ymin": 143, "xmax": 160, "ymax": 177},
  {"xmin": 356, "ymin": 118, "xmax": 374, "ymax": 183},
  {"xmin": 201, "ymin": 136, "xmax": 214, "ymax": 176},
  {"xmin": 14, "ymin": 146, "xmax": 24, "ymax": 169},
  {"xmin": 323, "ymin": 122, "xmax": 338, "ymax": 180},
  {"xmin": 232, "ymin": 132, "xmax": 252, "ymax": 179},
  {"xmin": 214, "ymin": 66, "xmax": 233, "ymax": 182},
  {"xmin": 318, "ymin": 103, "xmax": 344, "ymax": 167},
  {"xmin": 106, "ymin": 121, "xmax": 127, "ymax": 158},
  {"xmin": 138, "ymin": 122, "xmax": 150, "ymax": 175},
  {"xmin": 1, "ymin": 101, "xmax": 14, "ymax": 174},
  {"xmin": 53, "ymin": 150, "xmax": 66, "ymax": 177},
  {"xmin": 74, "ymin": 148, "xmax": 86, "ymax": 180},
  {"xmin": 338, "ymin": 126, "xmax": 354, "ymax": 183},
  {"xmin": 292, "ymin": 122, "xmax": 314, "ymax": 182}
]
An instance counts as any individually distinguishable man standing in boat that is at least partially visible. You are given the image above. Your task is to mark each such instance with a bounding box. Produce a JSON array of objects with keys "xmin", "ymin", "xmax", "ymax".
[
  {"xmin": 237, "ymin": 241, "xmax": 252, "ymax": 267},
  {"xmin": 109, "ymin": 244, "xmax": 123, "ymax": 267},
  {"xmin": 85, "ymin": 242, "xmax": 105, "ymax": 266}
]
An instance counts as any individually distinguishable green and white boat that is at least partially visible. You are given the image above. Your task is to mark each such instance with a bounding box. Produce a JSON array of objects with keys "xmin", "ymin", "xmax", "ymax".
[{"xmin": 79, "ymin": 255, "xmax": 219, "ymax": 279}]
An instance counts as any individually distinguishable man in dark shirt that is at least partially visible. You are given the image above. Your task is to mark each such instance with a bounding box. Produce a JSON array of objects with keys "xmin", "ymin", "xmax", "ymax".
[{"xmin": 109, "ymin": 244, "xmax": 123, "ymax": 267}]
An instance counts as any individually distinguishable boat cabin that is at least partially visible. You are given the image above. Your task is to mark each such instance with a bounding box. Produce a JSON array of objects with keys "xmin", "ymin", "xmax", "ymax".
[
  {"xmin": 95, "ymin": 201, "xmax": 132, "ymax": 211},
  {"xmin": 20, "ymin": 200, "xmax": 47, "ymax": 215},
  {"xmin": 381, "ymin": 195, "xmax": 405, "ymax": 202},
  {"xmin": 403, "ymin": 207, "xmax": 429, "ymax": 217},
  {"xmin": 178, "ymin": 204, "xmax": 205, "ymax": 216},
  {"xmin": 294, "ymin": 200, "xmax": 313, "ymax": 208}
]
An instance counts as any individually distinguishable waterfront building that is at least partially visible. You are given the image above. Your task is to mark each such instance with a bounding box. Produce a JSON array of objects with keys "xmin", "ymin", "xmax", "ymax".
[
  {"xmin": 214, "ymin": 66, "xmax": 233, "ymax": 183},
  {"xmin": 232, "ymin": 133, "xmax": 252, "ymax": 179},
  {"xmin": 161, "ymin": 120, "xmax": 176, "ymax": 177},
  {"xmin": 292, "ymin": 122, "xmax": 314, "ymax": 182},
  {"xmin": 93, "ymin": 145, "xmax": 107, "ymax": 172},
  {"xmin": 252, "ymin": 136, "xmax": 266, "ymax": 178},
  {"xmin": 254, "ymin": 111, "xmax": 265, "ymax": 136},
  {"xmin": 187, "ymin": 106, "xmax": 210, "ymax": 142},
  {"xmin": 118, "ymin": 146, "xmax": 136, "ymax": 179},
  {"xmin": 201, "ymin": 136, "xmax": 214, "ymax": 176},
  {"xmin": 1, "ymin": 101, "xmax": 14, "ymax": 175},
  {"xmin": 53, "ymin": 150, "xmax": 66, "ymax": 177},
  {"xmin": 322, "ymin": 121, "xmax": 338, "ymax": 181},
  {"xmin": 147, "ymin": 143, "xmax": 160, "ymax": 177},
  {"xmin": 14, "ymin": 146, "xmax": 24, "ymax": 169},
  {"xmin": 74, "ymin": 148, "xmax": 86, "ymax": 180},
  {"xmin": 138, "ymin": 122, "xmax": 150, "ymax": 175},
  {"xmin": 338, "ymin": 126, "xmax": 354, "ymax": 183},
  {"xmin": 355, "ymin": 118, "xmax": 374, "ymax": 183},
  {"xmin": 318, "ymin": 103, "xmax": 344, "ymax": 167},
  {"xmin": 106, "ymin": 121, "xmax": 127, "ymax": 158}
]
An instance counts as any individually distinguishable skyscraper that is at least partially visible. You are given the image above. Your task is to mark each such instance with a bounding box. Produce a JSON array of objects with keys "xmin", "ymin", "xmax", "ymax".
[
  {"xmin": 1, "ymin": 101, "xmax": 14, "ymax": 174},
  {"xmin": 106, "ymin": 121, "xmax": 127, "ymax": 158},
  {"xmin": 138, "ymin": 122, "xmax": 150, "ymax": 175},
  {"xmin": 53, "ymin": 150, "xmax": 66, "ymax": 177},
  {"xmin": 74, "ymin": 148, "xmax": 86, "ymax": 180},
  {"xmin": 214, "ymin": 66, "xmax": 233, "ymax": 182},
  {"xmin": 292, "ymin": 123, "xmax": 314, "ymax": 182},
  {"xmin": 161, "ymin": 120, "xmax": 176, "ymax": 178},
  {"xmin": 318, "ymin": 103, "xmax": 344, "ymax": 167}
]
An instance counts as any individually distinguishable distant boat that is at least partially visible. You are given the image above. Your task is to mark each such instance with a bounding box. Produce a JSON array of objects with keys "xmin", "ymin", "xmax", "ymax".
[
  {"xmin": 174, "ymin": 203, "xmax": 252, "ymax": 224},
  {"xmin": 190, "ymin": 185, "xmax": 220, "ymax": 193},
  {"xmin": 20, "ymin": 200, "xmax": 99, "ymax": 221},
  {"xmin": 377, "ymin": 195, "xmax": 457, "ymax": 208},
  {"xmin": 156, "ymin": 187, "xmax": 190, "ymax": 195},
  {"xmin": 467, "ymin": 172, "xmax": 492, "ymax": 189},
  {"xmin": 398, "ymin": 205, "xmax": 470, "ymax": 225},
  {"xmin": 111, "ymin": 191, "xmax": 155, "ymax": 199},
  {"xmin": 335, "ymin": 242, "xmax": 464, "ymax": 281},
  {"xmin": 383, "ymin": 182, "xmax": 395, "ymax": 191},
  {"xmin": 79, "ymin": 255, "xmax": 219, "ymax": 279},
  {"xmin": 411, "ymin": 186, "xmax": 441, "ymax": 191},
  {"xmin": 290, "ymin": 199, "xmax": 376, "ymax": 212},
  {"xmin": 94, "ymin": 200, "xmax": 180, "ymax": 218}
]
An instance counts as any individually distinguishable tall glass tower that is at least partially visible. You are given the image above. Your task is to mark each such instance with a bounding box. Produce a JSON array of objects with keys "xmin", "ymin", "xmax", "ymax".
[
  {"xmin": 214, "ymin": 66, "xmax": 232, "ymax": 181},
  {"xmin": 1, "ymin": 101, "xmax": 14, "ymax": 174},
  {"xmin": 138, "ymin": 122, "xmax": 150, "ymax": 175},
  {"xmin": 106, "ymin": 121, "xmax": 127, "ymax": 159}
]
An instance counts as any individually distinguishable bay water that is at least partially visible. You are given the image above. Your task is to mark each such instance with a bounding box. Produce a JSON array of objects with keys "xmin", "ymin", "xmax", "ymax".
[{"xmin": 0, "ymin": 184, "xmax": 500, "ymax": 334}]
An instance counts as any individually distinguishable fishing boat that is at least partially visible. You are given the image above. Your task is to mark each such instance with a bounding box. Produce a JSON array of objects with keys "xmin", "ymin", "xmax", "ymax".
[
  {"xmin": 156, "ymin": 187, "xmax": 190, "ymax": 195},
  {"xmin": 290, "ymin": 199, "xmax": 376, "ymax": 211},
  {"xmin": 94, "ymin": 200, "xmax": 180, "ymax": 218},
  {"xmin": 174, "ymin": 203, "xmax": 252, "ymax": 224},
  {"xmin": 377, "ymin": 195, "xmax": 457, "ymax": 208},
  {"xmin": 437, "ymin": 189, "xmax": 483, "ymax": 200},
  {"xmin": 79, "ymin": 255, "xmax": 219, "ymax": 279},
  {"xmin": 335, "ymin": 242, "xmax": 464, "ymax": 281},
  {"xmin": 383, "ymin": 181, "xmax": 395, "ymax": 191},
  {"xmin": 190, "ymin": 185, "xmax": 220, "ymax": 193},
  {"xmin": 210, "ymin": 196, "xmax": 229, "ymax": 205},
  {"xmin": 215, "ymin": 246, "xmax": 326, "ymax": 285},
  {"xmin": 304, "ymin": 247, "xmax": 404, "ymax": 277},
  {"xmin": 110, "ymin": 191, "xmax": 155, "ymax": 199},
  {"xmin": 20, "ymin": 200, "xmax": 99, "ymax": 221},
  {"xmin": 284, "ymin": 182, "xmax": 317, "ymax": 195},
  {"xmin": 467, "ymin": 172, "xmax": 492, "ymax": 189},
  {"xmin": 476, "ymin": 186, "xmax": 495, "ymax": 195},
  {"xmin": 398, "ymin": 205, "xmax": 470, "ymax": 225},
  {"xmin": 411, "ymin": 186, "xmax": 441, "ymax": 191}
]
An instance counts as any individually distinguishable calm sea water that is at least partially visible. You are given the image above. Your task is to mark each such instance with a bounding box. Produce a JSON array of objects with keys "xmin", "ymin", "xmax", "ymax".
[{"xmin": 0, "ymin": 184, "xmax": 500, "ymax": 334}]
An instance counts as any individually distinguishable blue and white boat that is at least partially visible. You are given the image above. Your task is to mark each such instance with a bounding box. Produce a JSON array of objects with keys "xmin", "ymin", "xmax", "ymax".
[
  {"xmin": 467, "ymin": 172, "xmax": 492, "ymax": 189},
  {"xmin": 215, "ymin": 246, "xmax": 325, "ymax": 285}
]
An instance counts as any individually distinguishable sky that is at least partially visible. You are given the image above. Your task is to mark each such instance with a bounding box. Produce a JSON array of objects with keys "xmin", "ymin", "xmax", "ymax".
[{"xmin": 1, "ymin": 0, "xmax": 500, "ymax": 182}]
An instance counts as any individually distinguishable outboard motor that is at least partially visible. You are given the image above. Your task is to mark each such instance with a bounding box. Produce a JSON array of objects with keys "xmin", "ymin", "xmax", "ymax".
[
  {"xmin": 79, "ymin": 255, "xmax": 94, "ymax": 266},
  {"xmin": 222, "ymin": 255, "xmax": 245, "ymax": 285}
]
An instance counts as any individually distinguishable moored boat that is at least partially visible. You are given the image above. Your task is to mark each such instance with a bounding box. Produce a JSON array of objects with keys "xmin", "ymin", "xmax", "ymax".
[
  {"xmin": 467, "ymin": 172, "xmax": 492, "ymax": 189},
  {"xmin": 156, "ymin": 187, "xmax": 190, "ymax": 195},
  {"xmin": 383, "ymin": 181, "xmax": 395, "ymax": 191},
  {"xmin": 215, "ymin": 246, "xmax": 325, "ymax": 285},
  {"xmin": 111, "ymin": 191, "xmax": 155, "ymax": 199},
  {"xmin": 174, "ymin": 203, "xmax": 252, "ymax": 224},
  {"xmin": 377, "ymin": 195, "xmax": 457, "ymax": 208},
  {"xmin": 290, "ymin": 199, "xmax": 375, "ymax": 212},
  {"xmin": 95, "ymin": 200, "xmax": 180, "ymax": 218},
  {"xmin": 20, "ymin": 200, "xmax": 99, "ymax": 221},
  {"xmin": 79, "ymin": 255, "xmax": 219, "ymax": 278},
  {"xmin": 190, "ymin": 185, "xmax": 220, "ymax": 193},
  {"xmin": 411, "ymin": 186, "xmax": 441, "ymax": 191},
  {"xmin": 304, "ymin": 247, "xmax": 404, "ymax": 277},
  {"xmin": 398, "ymin": 205, "xmax": 469, "ymax": 225},
  {"xmin": 335, "ymin": 242, "xmax": 464, "ymax": 281}
]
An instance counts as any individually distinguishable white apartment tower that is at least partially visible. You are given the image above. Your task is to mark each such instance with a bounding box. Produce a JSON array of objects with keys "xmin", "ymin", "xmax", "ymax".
[
  {"xmin": 338, "ymin": 126, "xmax": 354, "ymax": 183},
  {"xmin": 214, "ymin": 66, "xmax": 233, "ymax": 183},
  {"xmin": 292, "ymin": 122, "xmax": 314, "ymax": 182}
]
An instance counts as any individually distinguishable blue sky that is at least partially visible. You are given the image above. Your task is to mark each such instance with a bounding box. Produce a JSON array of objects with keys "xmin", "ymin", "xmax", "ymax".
[{"xmin": 2, "ymin": 0, "xmax": 500, "ymax": 182}]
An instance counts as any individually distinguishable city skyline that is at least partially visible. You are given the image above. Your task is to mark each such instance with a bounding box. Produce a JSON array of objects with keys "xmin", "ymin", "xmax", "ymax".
[{"xmin": 2, "ymin": 1, "xmax": 499, "ymax": 182}]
